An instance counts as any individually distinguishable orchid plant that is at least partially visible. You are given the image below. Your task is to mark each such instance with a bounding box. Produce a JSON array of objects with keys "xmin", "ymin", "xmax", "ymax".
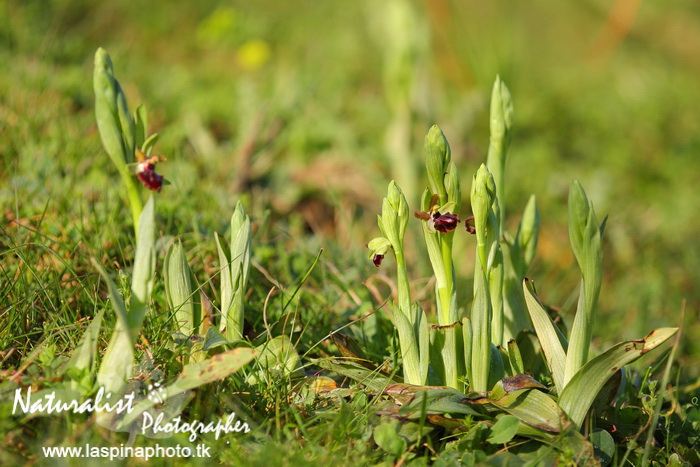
[{"xmin": 366, "ymin": 76, "xmax": 677, "ymax": 434}]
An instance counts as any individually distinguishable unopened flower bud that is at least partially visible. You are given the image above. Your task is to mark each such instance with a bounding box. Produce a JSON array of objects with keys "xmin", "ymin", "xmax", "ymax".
[{"xmin": 424, "ymin": 125, "xmax": 451, "ymax": 202}]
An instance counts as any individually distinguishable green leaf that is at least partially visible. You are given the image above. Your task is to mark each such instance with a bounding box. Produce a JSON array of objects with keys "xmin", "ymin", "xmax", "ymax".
[
  {"xmin": 163, "ymin": 239, "xmax": 196, "ymax": 335},
  {"xmin": 118, "ymin": 347, "xmax": 257, "ymax": 428},
  {"xmin": 424, "ymin": 125, "xmax": 451, "ymax": 203},
  {"xmin": 314, "ymin": 359, "xmax": 400, "ymax": 392},
  {"xmin": 489, "ymin": 245, "xmax": 505, "ymax": 346},
  {"xmin": 487, "ymin": 415, "xmax": 520, "ymax": 444},
  {"xmin": 523, "ymin": 279, "xmax": 568, "ymax": 394},
  {"xmin": 558, "ymin": 327, "xmax": 678, "ymax": 429},
  {"xmin": 462, "ymin": 317, "xmax": 472, "ymax": 385},
  {"xmin": 215, "ymin": 232, "xmax": 233, "ymax": 328},
  {"xmin": 392, "ymin": 303, "xmax": 423, "ymax": 385},
  {"xmin": 488, "ymin": 344, "xmax": 505, "ymax": 389},
  {"xmin": 471, "ymin": 267, "xmax": 492, "ymax": 392},
  {"xmin": 202, "ymin": 327, "xmax": 229, "ymax": 351},
  {"xmin": 93, "ymin": 48, "xmax": 127, "ymax": 167},
  {"xmin": 565, "ymin": 181, "xmax": 603, "ymax": 383},
  {"xmin": 129, "ymin": 196, "xmax": 156, "ymax": 335},
  {"xmin": 516, "ymin": 194, "xmax": 540, "ymax": 274},
  {"xmin": 590, "ymin": 429, "xmax": 615, "ymax": 466},
  {"xmin": 398, "ymin": 388, "xmax": 482, "ymax": 419},
  {"xmin": 92, "ymin": 259, "xmax": 133, "ymax": 395},
  {"xmin": 246, "ymin": 335, "xmax": 303, "ymax": 384},
  {"xmin": 220, "ymin": 202, "xmax": 251, "ymax": 342},
  {"xmin": 494, "ymin": 388, "xmax": 567, "ymax": 433},
  {"xmin": 471, "ymin": 165, "xmax": 496, "ymax": 270},
  {"xmin": 486, "ymin": 76, "xmax": 513, "ymax": 236},
  {"xmin": 374, "ymin": 422, "xmax": 407, "ymax": 457},
  {"xmin": 134, "ymin": 104, "xmax": 148, "ymax": 150},
  {"xmin": 418, "ymin": 305, "xmax": 430, "ymax": 386},
  {"xmin": 116, "ymin": 80, "xmax": 135, "ymax": 159},
  {"xmin": 488, "ymin": 378, "xmax": 569, "ymax": 433},
  {"xmin": 141, "ymin": 133, "xmax": 159, "ymax": 156},
  {"xmin": 93, "ymin": 47, "xmax": 143, "ymax": 233},
  {"xmin": 93, "ymin": 198, "xmax": 155, "ymax": 394},
  {"xmin": 506, "ymin": 339, "xmax": 524, "ymax": 376},
  {"xmin": 68, "ymin": 309, "xmax": 104, "ymax": 373},
  {"xmin": 66, "ymin": 310, "xmax": 104, "ymax": 391},
  {"xmin": 445, "ymin": 161, "xmax": 461, "ymax": 214}
]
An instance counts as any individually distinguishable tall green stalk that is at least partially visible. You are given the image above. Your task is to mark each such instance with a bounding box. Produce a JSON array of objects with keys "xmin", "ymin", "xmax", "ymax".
[
  {"xmin": 470, "ymin": 165, "xmax": 499, "ymax": 391},
  {"xmin": 423, "ymin": 126, "xmax": 462, "ymax": 389},
  {"xmin": 485, "ymin": 76, "xmax": 513, "ymax": 237},
  {"xmin": 369, "ymin": 182, "xmax": 427, "ymax": 385},
  {"xmin": 564, "ymin": 181, "xmax": 603, "ymax": 384}
]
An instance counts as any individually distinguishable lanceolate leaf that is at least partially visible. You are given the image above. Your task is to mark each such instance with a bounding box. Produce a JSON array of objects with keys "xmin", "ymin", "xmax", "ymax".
[
  {"xmin": 215, "ymin": 232, "xmax": 233, "ymax": 326},
  {"xmin": 506, "ymin": 339, "xmax": 525, "ymax": 376},
  {"xmin": 392, "ymin": 304, "xmax": 423, "ymax": 385},
  {"xmin": 129, "ymin": 196, "xmax": 156, "ymax": 335},
  {"xmin": 246, "ymin": 335, "xmax": 303, "ymax": 384},
  {"xmin": 418, "ymin": 306, "xmax": 430, "ymax": 386},
  {"xmin": 489, "ymin": 386, "xmax": 569, "ymax": 433},
  {"xmin": 487, "ymin": 415, "xmax": 520, "ymax": 444},
  {"xmin": 67, "ymin": 309, "xmax": 105, "ymax": 390},
  {"xmin": 93, "ymin": 198, "xmax": 155, "ymax": 394},
  {"xmin": 68, "ymin": 309, "xmax": 104, "ymax": 373},
  {"xmin": 471, "ymin": 267, "xmax": 492, "ymax": 392},
  {"xmin": 314, "ymin": 359, "xmax": 402, "ymax": 393},
  {"xmin": 93, "ymin": 48, "xmax": 128, "ymax": 168},
  {"xmin": 523, "ymin": 279, "xmax": 568, "ymax": 394},
  {"xmin": 558, "ymin": 327, "xmax": 678, "ymax": 429},
  {"xmin": 118, "ymin": 347, "xmax": 257, "ymax": 428},
  {"xmin": 565, "ymin": 181, "xmax": 603, "ymax": 383},
  {"xmin": 163, "ymin": 239, "xmax": 195, "ymax": 335},
  {"xmin": 92, "ymin": 259, "xmax": 133, "ymax": 394},
  {"xmin": 398, "ymin": 388, "xmax": 482, "ymax": 419}
]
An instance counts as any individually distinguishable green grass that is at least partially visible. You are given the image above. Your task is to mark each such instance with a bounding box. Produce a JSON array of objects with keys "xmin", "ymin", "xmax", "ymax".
[{"xmin": 2, "ymin": 0, "xmax": 699, "ymax": 465}]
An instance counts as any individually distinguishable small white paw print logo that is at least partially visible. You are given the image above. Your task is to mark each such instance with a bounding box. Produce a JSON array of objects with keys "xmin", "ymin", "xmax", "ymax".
[{"xmin": 147, "ymin": 382, "xmax": 167, "ymax": 404}]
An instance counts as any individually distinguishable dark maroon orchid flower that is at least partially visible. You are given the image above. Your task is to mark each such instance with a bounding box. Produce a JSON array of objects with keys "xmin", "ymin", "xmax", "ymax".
[
  {"xmin": 464, "ymin": 216, "xmax": 476, "ymax": 234},
  {"xmin": 136, "ymin": 164, "xmax": 164, "ymax": 191},
  {"xmin": 373, "ymin": 254, "xmax": 385, "ymax": 267},
  {"xmin": 134, "ymin": 149, "xmax": 166, "ymax": 192},
  {"xmin": 415, "ymin": 195, "xmax": 461, "ymax": 233},
  {"xmin": 432, "ymin": 212, "xmax": 460, "ymax": 233}
]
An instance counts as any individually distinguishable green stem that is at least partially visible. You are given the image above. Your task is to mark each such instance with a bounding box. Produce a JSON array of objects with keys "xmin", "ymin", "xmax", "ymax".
[
  {"xmin": 122, "ymin": 170, "xmax": 143, "ymax": 236},
  {"xmin": 395, "ymin": 248, "xmax": 412, "ymax": 319},
  {"xmin": 438, "ymin": 233, "xmax": 460, "ymax": 389},
  {"xmin": 471, "ymin": 266, "xmax": 491, "ymax": 392},
  {"xmin": 439, "ymin": 239, "xmax": 455, "ymax": 324}
]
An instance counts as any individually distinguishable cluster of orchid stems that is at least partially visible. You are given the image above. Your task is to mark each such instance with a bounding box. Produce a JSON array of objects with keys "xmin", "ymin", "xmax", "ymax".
[
  {"xmin": 368, "ymin": 77, "xmax": 531, "ymax": 392},
  {"xmin": 367, "ymin": 77, "xmax": 677, "ymax": 434}
]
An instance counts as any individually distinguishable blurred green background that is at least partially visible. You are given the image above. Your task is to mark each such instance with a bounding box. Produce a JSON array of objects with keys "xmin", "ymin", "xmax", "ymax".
[{"xmin": 1, "ymin": 0, "xmax": 698, "ymax": 380}]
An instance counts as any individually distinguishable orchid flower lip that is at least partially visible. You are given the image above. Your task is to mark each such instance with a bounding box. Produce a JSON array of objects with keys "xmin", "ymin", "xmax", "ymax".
[
  {"xmin": 432, "ymin": 212, "xmax": 460, "ymax": 233},
  {"xmin": 134, "ymin": 149, "xmax": 166, "ymax": 192},
  {"xmin": 415, "ymin": 195, "xmax": 461, "ymax": 233}
]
